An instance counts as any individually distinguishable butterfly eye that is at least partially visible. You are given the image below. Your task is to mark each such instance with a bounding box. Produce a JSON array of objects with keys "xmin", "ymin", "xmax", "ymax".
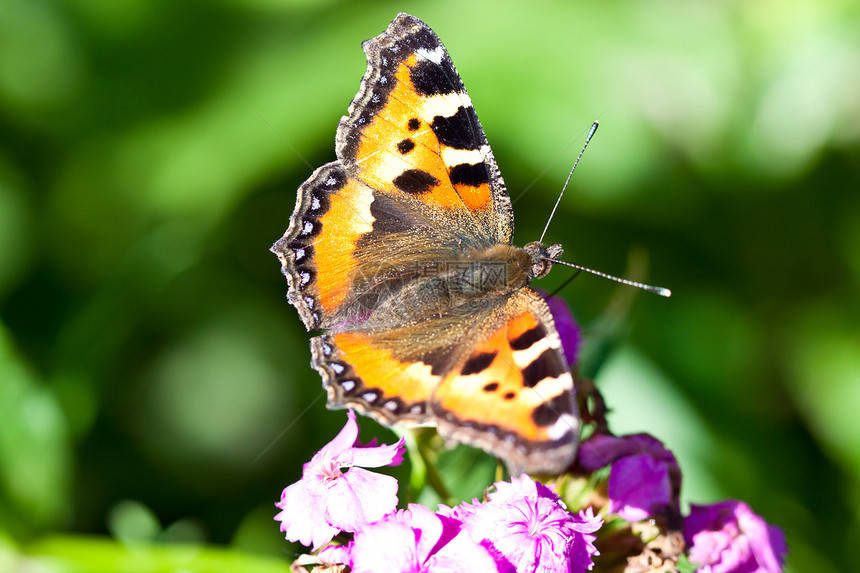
[{"xmin": 531, "ymin": 258, "xmax": 551, "ymax": 279}]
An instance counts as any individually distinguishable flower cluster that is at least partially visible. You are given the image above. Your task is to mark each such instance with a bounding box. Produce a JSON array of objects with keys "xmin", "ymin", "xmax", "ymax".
[
  {"xmin": 277, "ymin": 414, "xmax": 787, "ymax": 573},
  {"xmin": 275, "ymin": 411, "xmax": 601, "ymax": 573},
  {"xmin": 275, "ymin": 295, "xmax": 788, "ymax": 572},
  {"xmin": 578, "ymin": 431, "xmax": 786, "ymax": 572}
]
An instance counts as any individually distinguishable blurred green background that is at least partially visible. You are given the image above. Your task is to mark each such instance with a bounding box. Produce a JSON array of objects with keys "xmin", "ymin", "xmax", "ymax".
[{"xmin": 1, "ymin": 0, "xmax": 857, "ymax": 571}]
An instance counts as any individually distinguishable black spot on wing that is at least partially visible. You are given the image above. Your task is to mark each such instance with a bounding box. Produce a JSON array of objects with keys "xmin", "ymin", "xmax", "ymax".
[
  {"xmin": 531, "ymin": 389, "xmax": 574, "ymax": 428},
  {"xmin": 381, "ymin": 396, "xmax": 407, "ymax": 415},
  {"xmin": 397, "ymin": 138, "xmax": 416, "ymax": 154},
  {"xmin": 298, "ymin": 218, "xmax": 322, "ymax": 239},
  {"xmin": 318, "ymin": 164, "xmax": 348, "ymax": 192},
  {"xmin": 449, "ymin": 162, "xmax": 489, "ymax": 187},
  {"xmin": 521, "ymin": 349, "xmax": 567, "ymax": 388},
  {"xmin": 461, "ymin": 351, "xmax": 497, "ymax": 375},
  {"xmin": 367, "ymin": 193, "xmax": 413, "ymax": 235},
  {"xmin": 360, "ymin": 388, "xmax": 381, "ymax": 404},
  {"xmin": 431, "ymin": 107, "xmax": 480, "ymax": 150},
  {"xmin": 279, "ymin": 163, "xmax": 343, "ymax": 251},
  {"xmin": 287, "ymin": 240, "xmax": 314, "ymax": 263},
  {"xmin": 510, "ymin": 324, "xmax": 548, "ymax": 351},
  {"xmin": 353, "ymin": 192, "xmax": 417, "ymax": 262},
  {"xmin": 400, "ymin": 18, "xmax": 442, "ymax": 46},
  {"xmin": 306, "ymin": 195, "xmax": 329, "ymax": 218},
  {"xmin": 353, "ymin": 192, "xmax": 415, "ymax": 258},
  {"xmin": 483, "ymin": 382, "xmax": 499, "ymax": 392},
  {"xmin": 418, "ymin": 344, "xmax": 457, "ymax": 377},
  {"xmin": 410, "ymin": 57, "xmax": 460, "ymax": 96},
  {"xmin": 408, "ymin": 117, "xmax": 421, "ymax": 131},
  {"xmin": 393, "ymin": 169, "xmax": 439, "ymax": 194}
]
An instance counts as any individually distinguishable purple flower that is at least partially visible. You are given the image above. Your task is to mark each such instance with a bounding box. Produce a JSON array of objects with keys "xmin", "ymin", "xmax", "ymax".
[
  {"xmin": 685, "ymin": 500, "xmax": 787, "ymax": 573},
  {"xmin": 349, "ymin": 504, "xmax": 500, "ymax": 573},
  {"xmin": 460, "ymin": 474, "xmax": 602, "ymax": 573},
  {"xmin": 274, "ymin": 410, "xmax": 404, "ymax": 549},
  {"xmin": 578, "ymin": 433, "xmax": 680, "ymax": 522},
  {"xmin": 539, "ymin": 290, "xmax": 581, "ymax": 366}
]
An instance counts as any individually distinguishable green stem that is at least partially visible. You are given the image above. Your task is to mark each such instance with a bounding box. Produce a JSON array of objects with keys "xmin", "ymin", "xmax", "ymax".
[{"xmin": 398, "ymin": 428, "xmax": 452, "ymax": 504}]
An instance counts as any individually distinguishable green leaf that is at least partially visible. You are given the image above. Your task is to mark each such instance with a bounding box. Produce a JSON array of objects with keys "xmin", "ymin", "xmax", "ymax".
[{"xmin": 0, "ymin": 322, "xmax": 71, "ymax": 530}]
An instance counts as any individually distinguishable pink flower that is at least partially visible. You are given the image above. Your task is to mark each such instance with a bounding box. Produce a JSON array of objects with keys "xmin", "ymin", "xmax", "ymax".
[
  {"xmin": 487, "ymin": 472, "xmax": 561, "ymax": 504},
  {"xmin": 460, "ymin": 475, "xmax": 602, "ymax": 573},
  {"xmin": 685, "ymin": 500, "xmax": 787, "ymax": 573},
  {"xmin": 578, "ymin": 433, "xmax": 680, "ymax": 522},
  {"xmin": 274, "ymin": 410, "xmax": 404, "ymax": 549},
  {"xmin": 350, "ymin": 504, "xmax": 501, "ymax": 573},
  {"xmin": 316, "ymin": 544, "xmax": 351, "ymax": 567}
]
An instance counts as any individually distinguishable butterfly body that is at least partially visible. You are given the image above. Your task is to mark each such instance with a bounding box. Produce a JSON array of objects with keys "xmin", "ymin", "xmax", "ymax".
[{"xmin": 273, "ymin": 14, "xmax": 578, "ymax": 474}]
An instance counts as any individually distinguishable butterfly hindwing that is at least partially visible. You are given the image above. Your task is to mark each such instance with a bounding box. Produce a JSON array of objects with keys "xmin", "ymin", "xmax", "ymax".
[
  {"xmin": 310, "ymin": 331, "xmax": 438, "ymax": 426},
  {"xmin": 432, "ymin": 288, "xmax": 578, "ymax": 474},
  {"xmin": 309, "ymin": 288, "xmax": 578, "ymax": 474}
]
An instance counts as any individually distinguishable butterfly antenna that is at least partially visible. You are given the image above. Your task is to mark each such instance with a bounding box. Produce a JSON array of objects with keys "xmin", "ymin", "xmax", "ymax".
[
  {"xmin": 545, "ymin": 258, "xmax": 672, "ymax": 297},
  {"xmin": 539, "ymin": 120, "xmax": 599, "ymax": 244}
]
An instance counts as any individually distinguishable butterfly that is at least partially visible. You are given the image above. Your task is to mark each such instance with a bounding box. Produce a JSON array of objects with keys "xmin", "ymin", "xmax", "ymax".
[{"xmin": 272, "ymin": 13, "xmax": 580, "ymax": 474}]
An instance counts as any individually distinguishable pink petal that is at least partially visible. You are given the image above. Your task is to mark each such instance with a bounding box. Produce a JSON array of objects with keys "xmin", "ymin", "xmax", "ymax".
[
  {"xmin": 737, "ymin": 503, "xmax": 787, "ymax": 573},
  {"xmin": 275, "ymin": 479, "xmax": 339, "ymax": 549},
  {"xmin": 317, "ymin": 544, "xmax": 351, "ymax": 567},
  {"xmin": 310, "ymin": 410, "xmax": 360, "ymax": 469},
  {"xmin": 403, "ymin": 504, "xmax": 443, "ymax": 562},
  {"xmin": 350, "ymin": 515, "xmax": 420, "ymax": 573},
  {"xmin": 489, "ymin": 474, "xmax": 559, "ymax": 504},
  {"xmin": 685, "ymin": 500, "xmax": 786, "ymax": 573},
  {"xmin": 425, "ymin": 527, "xmax": 502, "ymax": 572},
  {"xmin": 339, "ymin": 436, "xmax": 405, "ymax": 468},
  {"xmin": 325, "ymin": 467, "xmax": 399, "ymax": 532},
  {"xmin": 566, "ymin": 508, "xmax": 602, "ymax": 572},
  {"xmin": 437, "ymin": 499, "xmax": 481, "ymax": 521},
  {"xmin": 572, "ymin": 507, "xmax": 604, "ymax": 535}
]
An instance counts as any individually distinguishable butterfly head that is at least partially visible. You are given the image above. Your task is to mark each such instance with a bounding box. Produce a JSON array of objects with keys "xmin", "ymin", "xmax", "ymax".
[{"xmin": 523, "ymin": 241, "xmax": 563, "ymax": 280}]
